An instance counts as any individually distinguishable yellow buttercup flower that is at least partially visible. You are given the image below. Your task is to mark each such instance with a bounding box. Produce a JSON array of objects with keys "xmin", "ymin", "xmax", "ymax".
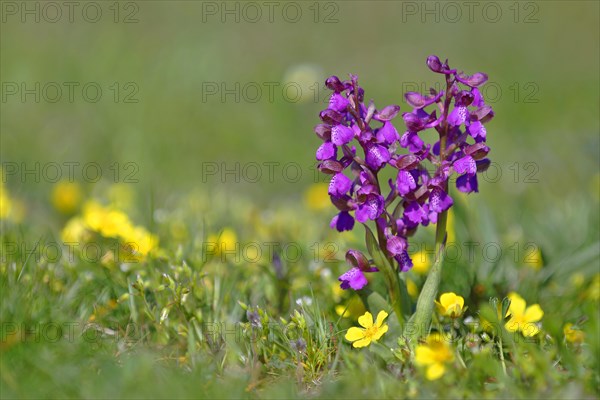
[
  {"xmin": 563, "ymin": 323, "xmax": 584, "ymax": 344},
  {"xmin": 82, "ymin": 201, "xmax": 105, "ymax": 231},
  {"xmin": 0, "ymin": 170, "xmax": 8, "ymax": 220},
  {"xmin": 0, "ymin": 187, "xmax": 12, "ymax": 220},
  {"xmin": 411, "ymin": 250, "xmax": 431, "ymax": 275},
  {"xmin": 0, "ymin": 181, "xmax": 25, "ymax": 222},
  {"xmin": 64, "ymin": 199, "xmax": 157, "ymax": 262},
  {"xmin": 82, "ymin": 201, "xmax": 133, "ymax": 239},
  {"xmin": 335, "ymin": 297, "xmax": 366, "ymax": 319},
  {"xmin": 332, "ymin": 282, "xmax": 344, "ymax": 302},
  {"xmin": 344, "ymin": 311, "xmax": 389, "ymax": 348},
  {"xmin": 207, "ymin": 228, "xmax": 238, "ymax": 256},
  {"xmin": 435, "ymin": 292, "xmax": 465, "ymax": 318},
  {"xmin": 100, "ymin": 210, "xmax": 133, "ymax": 238},
  {"xmin": 524, "ymin": 247, "xmax": 543, "ymax": 270},
  {"xmin": 406, "ymin": 278, "xmax": 419, "ymax": 298},
  {"xmin": 51, "ymin": 181, "xmax": 82, "ymax": 214},
  {"xmin": 61, "ymin": 217, "xmax": 89, "ymax": 243},
  {"xmin": 415, "ymin": 332, "xmax": 455, "ymax": 380},
  {"xmin": 504, "ymin": 292, "xmax": 543, "ymax": 337},
  {"xmin": 122, "ymin": 226, "xmax": 158, "ymax": 258},
  {"xmin": 303, "ymin": 183, "xmax": 330, "ymax": 211},
  {"xmin": 586, "ymin": 274, "xmax": 600, "ymax": 301}
]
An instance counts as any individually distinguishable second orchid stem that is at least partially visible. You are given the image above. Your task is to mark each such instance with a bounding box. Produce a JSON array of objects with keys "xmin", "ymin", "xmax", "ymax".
[{"xmin": 406, "ymin": 209, "xmax": 448, "ymax": 343}]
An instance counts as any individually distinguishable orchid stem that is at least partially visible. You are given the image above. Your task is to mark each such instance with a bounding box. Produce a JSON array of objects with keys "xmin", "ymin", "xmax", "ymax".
[{"xmin": 406, "ymin": 209, "xmax": 447, "ymax": 343}]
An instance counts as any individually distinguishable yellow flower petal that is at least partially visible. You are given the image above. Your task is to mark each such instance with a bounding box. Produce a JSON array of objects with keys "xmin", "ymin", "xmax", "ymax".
[
  {"xmin": 411, "ymin": 250, "xmax": 431, "ymax": 274},
  {"xmin": 352, "ymin": 337, "xmax": 372, "ymax": 348},
  {"xmin": 440, "ymin": 292, "xmax": 463, "ymax": 309},
  {"xmin": 371, "ymin": 324, "xmax": 388, "ymax": 341},
  {"xmin": 335, "ymin": 305, "xmax": 348, "ymax": 317},
  {"xmin": 564, "ymin": 323, "xmax": 585, "ymax": 344},
  {"xmin": 51, "ymin": 181, "xmax": 82, "ymax": 214},
  {"xmin": 374, "ymin": 311, "xmax": 388, "ymax": 328},
  {"xmin": 358, "ymin": 312, "xmax": 374, "ymax": 329},
  {"xmin": 415, "ymin": 346, "xmax": 435, "ymax": 366},
  {"xmin": 523, "ymin": 304, "xmax": 544, "ymax": 323},
  {"xmin": 504, "ymin": 320, "xmax": 520, "ymax": 333},
  {"xmin": 507, "ymin": 292, "xmax": 526, "ymax": 316},
  {"xmin": 406, "ymin": 279, "xmax": 419, "ymax": 298},
  {"xmin": 426, "ymin": 363, "xmax": 446, "ymax": 380},
  {"xmin": 345, "ymin": 327, "xmax": 365, "ymax": 342},
  {"xmin": 521, "ymin": 323, "xmax": 540, "ymax": 337},
  {"xmin": 303, "ymin": 183, "xmax": 330, "ymax": 211},
  {"xmin": 436, "ymin": 292, "xmax": 464, "ymax": 317}
]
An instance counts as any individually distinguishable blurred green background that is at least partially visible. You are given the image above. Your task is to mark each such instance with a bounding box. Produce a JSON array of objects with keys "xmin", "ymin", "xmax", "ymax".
[
  {"xmin": 1, "ymin": 0, "xmax": 599, "ymax": 217},
  {"xmin": 1, "ymin": 3, "xmax": 599, "ymax": 397}
]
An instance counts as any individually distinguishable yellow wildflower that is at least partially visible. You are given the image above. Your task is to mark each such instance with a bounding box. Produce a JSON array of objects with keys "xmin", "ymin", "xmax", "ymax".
[
  {"xmin": 82, "ymin": 201, "xmax": 133, "ymax": 239},
  {"xmin": 435, "ymin": 292, "xmax": 465, "ymax": 318},
  {"xmin": 303, "ymin": 183, "xmax": 330, "ymax": 211},
  {"xmin": 524, "ymin": 247, "xmax": 543, "ymax": 270},
  {"xmin": 0, "ymin": 182, "xmax": 25, "ymax": 222},
  {"xmin": 51, "ymin": 181, "xmax": 82, "ymax": 214},
  {"xmin": 415, "ymin": 332, "xmax": 455, "ymax": 380},
  {"xmin": 412, "ymin": 250, "xmax": 432, "ymax": 275},
  {"xmin": 344, "ymin": 311, "xmax": 389, "ymax": 348},
  {"xmin": 122, "ymin": 226, "xmax": 158, "ymax": 258},
  {"xmin": 332, "ymin": 282, "xmax": 344, "ymax": 302},
  {"xmin": 82, "ymin": 201, "xmax": 104, "ymax": 230},
  {"xmin": 0, "ymin": 185, "xmax": 12, "ymax": 220},
  {"xmin": 563, "ymin": 323, "xmax": 584, "ymax": 344},
  {"xmin": 101, "ymin": 210, "xmax": 133, "ymax": 238},
  {"xmin": 61, "ymin": 217, "xmax": 89, "ymax": 243},
  {"xmin": 207, "ymin": 228, "xmax": 238, "ymax": 256},
  {"xmin": 586, "ymin": 274, "xmax": 600, "ymax": 301},
  {"xmin": 335, "ymin": 297, "xmax": 366, "ymax": 319},
  {"xmin": 504, "ymin": 292, "xmax": 543, "ymax": 337},
  {"xmin": 406, "ymin": 278, "xmax": 419, "ymax": 298}
]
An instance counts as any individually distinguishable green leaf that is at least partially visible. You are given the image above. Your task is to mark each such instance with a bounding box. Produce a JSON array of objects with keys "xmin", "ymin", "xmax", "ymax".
[
  {"xmin": 358, "ymin": 289, "xmax": 391, "ymax": 315},
  {"xmin": 362, "ymin": 224, "xmax": 411, "ymax": 324},
  {"xmin": 363, "ymin": 223, "xmax": 389, "ymax": 273},
  {"xmin": 396, "ymin": 274, "xmax": 412, "ymax": 318},
  {"xmin": 364, "ymin": 223, "xmax": 380, "ymax": 262}
]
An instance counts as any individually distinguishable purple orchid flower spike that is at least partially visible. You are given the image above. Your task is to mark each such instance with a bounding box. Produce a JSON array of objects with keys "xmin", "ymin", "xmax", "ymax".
[
  {"xmin": 313, "ymin": 59, "xmax": 493, "ymax": 296},
  {"xmin": 426, "ymin": 55, "xmax": 456, "ymax": 75},
  {"xmin": 338, "ymin": 249, "xmax": 378, "ymax": 290},
  {"xmin": 330, "ymin": 211, "xmax": 355, "ymax": 232},
  {"xmin": 328, "ymin": 173, "xmax": 353, "ymax": 197}
]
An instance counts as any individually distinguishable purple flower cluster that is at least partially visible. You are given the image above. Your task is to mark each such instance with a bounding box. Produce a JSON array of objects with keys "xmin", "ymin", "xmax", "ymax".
[
  {"xmin": 315, "ymin": 74, "xmax": 401, "ymax": 232},
  {"xmin": 313, "ymin": 56, "xmax": 494, "ymax": 291}
]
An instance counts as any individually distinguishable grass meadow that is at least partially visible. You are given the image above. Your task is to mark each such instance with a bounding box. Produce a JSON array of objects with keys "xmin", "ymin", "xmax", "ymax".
[{"xmin": 1, "ymin": 1, "xmax": 599, "ymax": 398}]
